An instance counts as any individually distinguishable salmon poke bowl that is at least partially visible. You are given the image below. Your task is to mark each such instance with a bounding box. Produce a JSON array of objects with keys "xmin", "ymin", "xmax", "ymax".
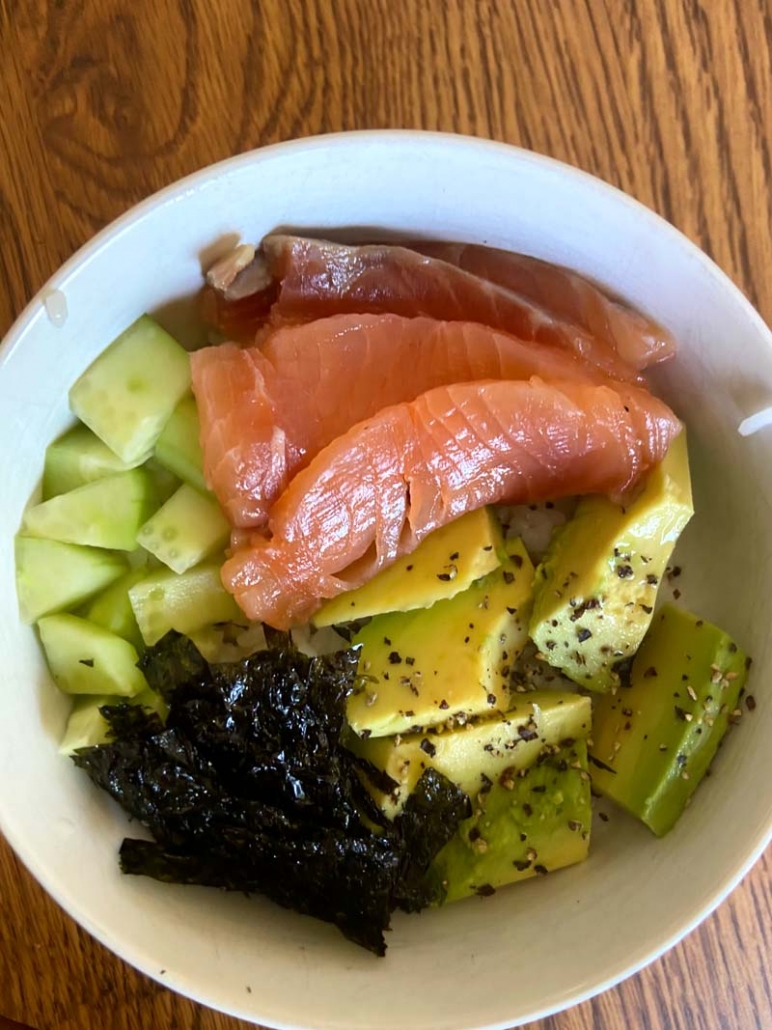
[{"xmin": 1, "ymin": 132, "xmax": 772, "ymax": 1029}]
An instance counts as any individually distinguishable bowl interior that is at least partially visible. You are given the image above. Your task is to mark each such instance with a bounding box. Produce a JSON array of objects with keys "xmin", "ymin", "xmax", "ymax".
[{"xmin": 2, "ymin": 133, "xmax": 772, "ymax": 1030}]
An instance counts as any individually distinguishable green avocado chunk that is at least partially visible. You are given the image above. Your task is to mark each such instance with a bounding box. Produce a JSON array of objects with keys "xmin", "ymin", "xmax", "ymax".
[
  {"xmin": 529, "ymin": 431, "xmax": 693, "ymax": 692},
  {"xmin": 429, "ymin": 741, "xmax": 592, "ymax": 903},
  {"xmin": 590, "ymin": 604, "xmax": 748, "ymax": 836},
  {"xmin": 347, "ymin": 538, "xmax": 534, "ymax": 737},
  {"xmin": 314, "ymin": 508, "xmax": 504, "ymax": 627},
  {"xmin": 348, "ymin": 691, "xmax": 591, "ymax": 819}
]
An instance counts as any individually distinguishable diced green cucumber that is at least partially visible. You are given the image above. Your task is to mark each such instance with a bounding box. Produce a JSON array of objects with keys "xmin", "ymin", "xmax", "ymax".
[
  {"xmin": 129, "ymin": 562, "xmax": 242, "ymax": 646},
  {"xmin": 69, "ymin": 315, "xmax": 191, "ymax": 464},
  {"xmin": 144, "ymin": 459, "xmax": 181, "ymax": 505},
  {"xmin": 84, "ymin": 568, "xmax": 149, "ymax": 651},
  {"xmin": 22, "ymin": 469, "xmax": 159, "ymax": 551},
  {"xmin": 15, "ymin": 536, "xmax": 128, "ymax": 623},
  {"xmin": 137, "ymin": 485, "xmax": 230, "ymax": 575},
  {"xmin": 42, "ymin": 424, "xmax": 143, "ymax": 499},
  {"xmin": 59, "ymin": 689, "xmax": 168, "ymax": 754},
  {"xmin": 38, "ymin": 614, "xmax": 148, "ymax": 696},
  {"xmin": 154, "ymin": 395, "xmax": 207, "ymax": 493}
]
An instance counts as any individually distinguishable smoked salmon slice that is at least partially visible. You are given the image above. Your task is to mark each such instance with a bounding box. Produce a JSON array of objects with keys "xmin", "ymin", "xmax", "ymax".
[
  {"xmin": 412, "ymin": 241, "xmax": 677, "ymax": 371},
  {"xmin": 222, "ymin": 377, "xmax": 681, "ymax": 629},
  {"xmin": 191, "ymin": 313, "xmax": 613, "ymax": 528},
  {"xmin": 203, "ymin": 235, "xmax": 673, "ymax": 379}
]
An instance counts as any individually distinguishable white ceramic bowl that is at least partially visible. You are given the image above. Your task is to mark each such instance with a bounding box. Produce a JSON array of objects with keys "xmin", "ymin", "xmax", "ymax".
[{"xmin": 2, "ymin": 132, "xmax": 772, "ymax": 1030}]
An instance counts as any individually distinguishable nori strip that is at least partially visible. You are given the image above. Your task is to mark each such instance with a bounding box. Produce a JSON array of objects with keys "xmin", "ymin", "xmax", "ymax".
[{"xmin": 74, "ymin": 631, "xmax": 469, "ymax": 955}]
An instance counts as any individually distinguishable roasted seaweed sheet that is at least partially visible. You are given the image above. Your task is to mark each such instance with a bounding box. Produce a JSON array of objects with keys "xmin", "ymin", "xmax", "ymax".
[{"xmin": 73, "ymin": 632, "xmax": 469, "ymax": 954}]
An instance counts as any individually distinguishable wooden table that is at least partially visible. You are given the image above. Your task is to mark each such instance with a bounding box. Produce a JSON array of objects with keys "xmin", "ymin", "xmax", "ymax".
[{"xmin": 1, "ymin": 2, "xmax": 771, "ymax": 1028}]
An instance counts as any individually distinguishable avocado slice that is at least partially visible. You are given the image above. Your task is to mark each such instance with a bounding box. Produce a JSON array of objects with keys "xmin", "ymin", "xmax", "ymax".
[
  {"xmin": 529, "ymin": 431, "xmax": 693, "ymax": 692},
  {"xmin": 348, "ymin": 691, "xmax": 591, "ymax": 819},
  {"xmin": 590, "ymin": 604, "xmax": 748, "ymax": 836},
  {"xmin": 313, "ymin": 508, "xmax": 504, "ymax": 627},
  {"xmin": 347, "ymin": 538, "xmax": 534, "ymax": 737},
  {"xmin": 429, "ymin": 741, "xmax": 591, "ymax": 903}
]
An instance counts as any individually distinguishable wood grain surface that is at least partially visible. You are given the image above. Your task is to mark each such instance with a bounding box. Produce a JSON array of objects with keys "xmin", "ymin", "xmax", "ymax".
[{"xmin": 1, "ymin": 1, "xmax": 771, "ymax": 1028}]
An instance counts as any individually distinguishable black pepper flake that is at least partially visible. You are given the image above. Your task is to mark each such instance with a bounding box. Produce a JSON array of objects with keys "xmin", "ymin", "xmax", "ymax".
[
  {"xmin": 577, "ymin": 627, "xmax": 592, "ymax": 643},
  {"xmin": 360, "ymin": 729, "xmax": 372, "ymax": 740},
  {"xmin": 513, "ymin": 859, "xmax": 532, "ymax": 871},
  {"xmin": 746, "ymin": 695, "xmax": 757, "ymax": 711},
  {"xmin": 531, "ymin": 785, "xmax": 547, "ymax": 794},
  {"xmin": 643, "ymin": 666, "xmax": 658, "ymax": 678},
  {"xmin": 728, "ymin": 642, "xmax": 737, "ymax": 653},
  {"xmin": 419, "ymin": 738, "xmax": 437, "ymax": 758},
  {"xmin": 568, "ymin": 820, "xmax": 582, "ymax": 832},
  {"xmin": 671, "ymin": 565, "xmax": 682, "ymax": 578},
  {"xmin": 405, "ymin": 656, "xmax": 415, "ymax": 666},
  {"xmin": 487, "ymin": 693, "xmax": 497, "ymax": 706},
  {"xmin": 617, "ymin": 564, "xmax": 634, "ymax": 579},
  {"xmin": 404, "ymin": 709, "xmax": 414, "ymax": 717},
  {"xmin": 746, "ymin": 656, "xmax": 753, "ymax": 670},
  {"xmin": 598, "ymin": 812, "xmax": 609, "ymax": 823},
  {"xmin": 588, "ymin": 754, "xmax": 617, "ymax": 774},
  {"xmin": 388, "ymin": 651, "xmax": 402, "ymax": 664},
  {"xmin": 646, "ymin": 574, "xmax": 659, "ymax": 585},
  {"xmin": 511, "ymin": 554, "xmax": 524, "ymax": 569},
  {"xmin": 449, "ymin": 551, "xmax": 460, "ymax": 561},
  {"xmin": 674, "ymin": 705, "xmax": 688, "ymax": 721},
  {"xmin": 483, "ymin": 545, "xmax": 493, "ymax": 551},
  {"xmin": 640, "ymin": 604, "xmax": 653, "ymax": 615},
  {"xmin": 622, "ymin": 708, "xmax": 633, "ymax": 718},
  {"xmin": 383, "ymin": 637, "xmax": 392, "ymax": 646},
  {"xmin": 673, "ymin": 588, "xmax": 681, "ymax": 600},
  {"xmin": 476, "ymin": 883, "xmax": 496, "ymax": 897},
  {"xmin": 519, "ymin": 832, "xmax": 527, "ymax": 842},
  {"xmin": 406, "ymin": 565, "xmax": 413, "ymax": 572},
  {"xmin": 439, "ymin": 699, "xmax": 449, "ymax": 710},
  {"xmin": 695, "ymin": 620, "xmax": 703, "ymax": 627},
  {"xmin": 468, "ymin": 826, "xmax": 481, "ymax": 842},
  {"xmin": 78, "ymin": 658, "xmax": 95, "ymax": 668},
  {"xmin": 383, "ymin": 673, "xmax": 390, "ymax": 680},
  {"xmin": 534, "ymin": 865, "xmax": 548, "ymax": 876},
  {"xmin": 502, "ymin": 571, "xmax": 515, "ymax": 584},
  {"xmin": 437, "ymin": 572, "xmax": 452, "ymax": 582},
  {"xmin": 506, "ymin": 607, "xmax": 517, "ymax": 615},
  {"xmin": 517, "ymin": 726, "xmax": 539, "ymax": 742},
  {"xmin": 464, "ymin": 636, "xmax": 470, "ymax": 643},
  {"xmin": 522, "ymin": 803, "xmax": 533, "ymax": 817}
]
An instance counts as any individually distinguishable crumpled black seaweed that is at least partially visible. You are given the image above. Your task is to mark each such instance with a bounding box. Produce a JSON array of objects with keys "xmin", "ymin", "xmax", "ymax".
[{"xmin": 73, "ymin": 631, "xmax": 469, "ymax": 955}]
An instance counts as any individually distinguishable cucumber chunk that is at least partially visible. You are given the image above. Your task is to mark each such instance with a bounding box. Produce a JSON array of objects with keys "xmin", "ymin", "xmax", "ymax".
[
  {"xmin": 84, "ymin": 568, "xmax": 149, "ymax": 650},
  {"xmin": 137, "ymin": 484, "xmax": 230, "ymax": 574},
  {"xmin": 154, "ymin": 395, "xmax": 207, "ymax": 493},
  {"xmin": 23, "ymin": 469, "xmax": 159, "ymax": 551},
  {"xmin": 38, "ymin": 613, "xmax": 148, "ymax": 696},
  {"xmin": 42, "ymin": 424, "xmax": 142, "ymax": 499},
  {"xmin": 15, "ymin": 536, "xmax": 128, "ymax": 623},
  {"xmin": 144, "ymin": 459, "xmax": 181, "ymax": 505},
  {"xmin": 129, "ymin": 562, "xmax": 242, "ymax": 646},
  {"xmin": 59, "ymin": 690, "xmax": 168, "ymax": 754},
  {"xmin": 69, "ymin": 315, "xmax": 191, "ymax": 464}
]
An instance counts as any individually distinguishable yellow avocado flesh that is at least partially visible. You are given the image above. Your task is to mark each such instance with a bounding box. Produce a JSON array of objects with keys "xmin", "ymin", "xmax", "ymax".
[
  {"xmin": 313, "ymin": 508, "xmax": 503, "ymax": 627},
  {"xmin": 529, "ymin": 431, "xmax": 693, "ymax": 693},
  {"xmin": 347, "ymin": 691, "xmax": 591, "ymax": 819},
  {"xmin": 430, "ymin": 741, "xmax": 591, "ymax": 903},
  {"xmin": 347, "ymin": 538, "xmax": 534, "ymax": 737},
  {"xmin": 590, "ymin": 605, "xmax": 748, "ymax": 836}
]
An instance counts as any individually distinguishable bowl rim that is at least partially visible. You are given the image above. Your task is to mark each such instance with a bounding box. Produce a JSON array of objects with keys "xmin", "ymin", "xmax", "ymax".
[{"xmin": 2, "ymin": 128, "xmax": 772, "ymax": 1029}]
